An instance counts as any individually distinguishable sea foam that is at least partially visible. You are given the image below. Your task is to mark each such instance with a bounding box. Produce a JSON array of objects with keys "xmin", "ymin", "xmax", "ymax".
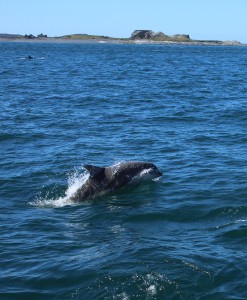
[{"xmin": 30, "ymin": 169, "xmax": 89, "ymax": 208}]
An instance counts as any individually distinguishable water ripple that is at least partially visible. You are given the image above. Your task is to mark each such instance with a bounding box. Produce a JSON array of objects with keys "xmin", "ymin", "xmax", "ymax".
[{"xmin": 1, "ymin": 42, "xmax": 247, "ymax": 299}]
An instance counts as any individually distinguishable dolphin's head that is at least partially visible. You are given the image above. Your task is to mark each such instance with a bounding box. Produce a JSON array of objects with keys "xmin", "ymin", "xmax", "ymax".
[
  {"xmin": 138, "ymin": 163, "xmax": 163, "ymax": 181},
  {"xmin": 120, "ymin": 162, "xmax": 163, "ymax": 184}
]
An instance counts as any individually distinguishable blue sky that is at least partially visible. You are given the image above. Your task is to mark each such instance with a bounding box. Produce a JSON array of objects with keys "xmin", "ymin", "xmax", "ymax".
[{"xmin": 1, "ymin": 0, "xmax": 246, "ymax": 43}]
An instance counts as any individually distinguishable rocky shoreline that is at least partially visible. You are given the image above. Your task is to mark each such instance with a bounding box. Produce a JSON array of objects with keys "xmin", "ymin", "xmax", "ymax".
[{"xmin": 0, "ymin": 30, "xmax": 244, "ymax": 46}]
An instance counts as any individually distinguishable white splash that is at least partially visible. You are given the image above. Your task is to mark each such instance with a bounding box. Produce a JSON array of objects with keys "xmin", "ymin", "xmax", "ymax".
[
  {"xmin": 147, "ymin": 284, "xmax": 157, "ymax": 295},
  {"xmin": 30, "ymin": 170, "xmax": 89, "ymax": 208},
  {"xmin": 65, "ymin": 171, "xmax": 89, "ymax": 199}
]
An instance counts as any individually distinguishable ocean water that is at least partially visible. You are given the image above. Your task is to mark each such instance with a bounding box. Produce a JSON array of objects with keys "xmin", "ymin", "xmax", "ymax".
[{"xmin": 1, "ymin": 41, "xmax": 247, "ymax": 299}]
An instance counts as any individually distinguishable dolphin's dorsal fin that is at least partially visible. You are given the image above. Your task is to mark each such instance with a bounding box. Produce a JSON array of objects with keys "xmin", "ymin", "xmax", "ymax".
[{"xmin": 84, "ymin": 165, "xmax": 105, "ymax": 178}]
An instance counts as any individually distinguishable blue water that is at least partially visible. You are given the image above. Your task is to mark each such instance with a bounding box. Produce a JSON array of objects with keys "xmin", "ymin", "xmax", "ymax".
[{"xmin": 1, "ymin": 42, "xmax": 247, "ymax": 299}]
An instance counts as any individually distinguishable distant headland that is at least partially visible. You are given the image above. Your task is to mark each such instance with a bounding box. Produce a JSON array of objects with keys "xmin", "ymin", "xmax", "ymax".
[{"xmin": 0, "ymin": 30, "xmax": 243, "ymax": 46}]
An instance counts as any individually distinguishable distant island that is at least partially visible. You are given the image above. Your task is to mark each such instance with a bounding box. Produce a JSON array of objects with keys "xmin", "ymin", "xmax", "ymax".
[{"xmin": 0, "ymin": 30, "xmax": 243, "ymax": 46}]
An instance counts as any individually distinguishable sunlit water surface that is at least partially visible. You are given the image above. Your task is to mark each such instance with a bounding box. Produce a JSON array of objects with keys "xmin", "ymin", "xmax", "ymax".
[{"xmin": 1, "ymin": 42, "xmax": 247, "ymax": 299}]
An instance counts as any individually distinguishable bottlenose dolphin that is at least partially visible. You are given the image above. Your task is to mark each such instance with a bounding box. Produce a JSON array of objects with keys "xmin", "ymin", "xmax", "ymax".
[{"xmin": 69, "ymin": 161, "xmax": 162, "ymax": 202}]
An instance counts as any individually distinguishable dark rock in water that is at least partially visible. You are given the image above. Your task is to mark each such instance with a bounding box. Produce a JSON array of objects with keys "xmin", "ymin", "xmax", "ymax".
[
  {"xmin": 131, "ymin": 30, "xmax": 155, "ymax": 40},
  {"xmin": 37, "ymin": 33, "xmax": 47, "ymax": 38},
  {"xmin": 130, "ymin": 30, "xmax": 191, "ymax": 42},
  {"xmin": 25, "ymin": 34, "xmax": 36, "ymax": 39},
  {"xmin": 130, "ymin": 30, "xmax": 170, "ymax": 40}
]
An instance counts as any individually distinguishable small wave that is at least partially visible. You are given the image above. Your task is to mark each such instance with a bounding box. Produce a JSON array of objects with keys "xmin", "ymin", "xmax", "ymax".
[
  {"xmin": 218, "ymin": 226, "xmax": 247, "ymax": 240},
  {"xmin": 30, "ymin": 169, "xmax": 89, "ymax": 208},
  {"xmin": 209, "ymin": 218, "xmax": 247, "ymax": 244}
]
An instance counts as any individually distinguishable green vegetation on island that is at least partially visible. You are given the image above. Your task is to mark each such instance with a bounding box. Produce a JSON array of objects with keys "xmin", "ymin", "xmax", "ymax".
[{"xmin": 59, "ymin": 34, "xmax": 113, "ymax": 40}]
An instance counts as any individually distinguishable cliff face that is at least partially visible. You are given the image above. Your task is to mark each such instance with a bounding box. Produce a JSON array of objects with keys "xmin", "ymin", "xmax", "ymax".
[
  {"xmin": 130, "ymin": 30, "xmax": 191, "ymax": 42},
  {"xmin": 131, "ymin": 30, "xmax": 152, "ymax": 39},
  {"xmin": 131, "ymin": 30, "xmax": 165, "ymax": 40}
]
